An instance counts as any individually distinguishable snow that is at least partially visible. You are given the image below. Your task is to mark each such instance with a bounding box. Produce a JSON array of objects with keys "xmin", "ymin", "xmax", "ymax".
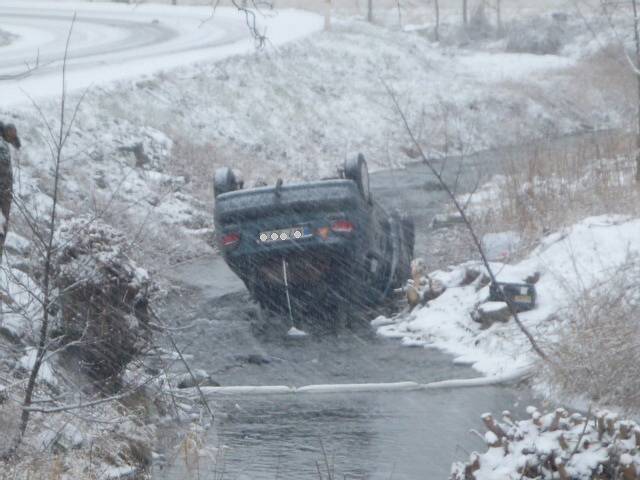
[
  {"xmin": 3, "ymin": 231, "xmax": 30, "ymax": 256},
  {"xmin": 482, "ymin": 231, "xmax": 521, "ymax": 261},
  {"xmin": 0, "ymin": 2, "xmax": 324, "ymax": 106},
  {"xmin": 478, "ymin": 301, "xmax": 507, "ymax": 313},
  {"xmin": 105, "ymin": 466, "xmax": 138, "ymax": 479},
  {"xmin": 19, "ymin": 347, "xmax": 57, "ymax": 386},
  {"xmin": 0, "ymin": 5, "xmax": 627, "ymax": 272},
  {"xmin": 286, "ymin": 326, "xmax": 308, "ymax": 338},
  {"xmin": 377, "ymin": 215, "xmax": 640, "ymax": 377}
]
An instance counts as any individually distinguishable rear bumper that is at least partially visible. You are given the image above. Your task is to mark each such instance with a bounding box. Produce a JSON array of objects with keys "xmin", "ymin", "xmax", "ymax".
[{"xmin": 226, "ymin": 242, "xmax": 357, "ymax": 287}]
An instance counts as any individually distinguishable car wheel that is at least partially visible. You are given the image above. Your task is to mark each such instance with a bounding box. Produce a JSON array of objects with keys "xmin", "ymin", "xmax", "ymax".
[
  {"xmin": 213, "ymin": 167, "xmax": 238, "ymax": 197},
  {"xmin": 344, "ymin": 153, "xmax": 371, "ymax": 202}
]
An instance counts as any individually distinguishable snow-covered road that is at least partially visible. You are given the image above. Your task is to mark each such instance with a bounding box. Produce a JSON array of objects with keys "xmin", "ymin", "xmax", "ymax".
[{"xmin": 0, "ymin": 1, "xmax": 323, "ymax": 105}]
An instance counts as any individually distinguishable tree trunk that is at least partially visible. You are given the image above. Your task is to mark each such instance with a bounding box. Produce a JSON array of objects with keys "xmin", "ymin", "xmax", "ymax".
[
  {"xmin": 367, "ymin": 0, "xmax": 373, "ymax": 23},
  {"xmin": 633, "ymin": 0, "xmax": 640, "ymax": 182},
  {"xmin": 434, "ymin": 0, "xmax": 440, "ymax": 41},
  {"xmin": 496, "ymin": 0, "xmax": 502, "ymax": 33},
  {"xmin": 462, "ymin": 0, "xmax": 468, "ymax": 26},
  {"xmin": 325, "ymin": 0, "xmax": 332, "ymax": 30},
  {"xmin": 0, "ymin": 142, "xmax": 12, "ymax": 264}
]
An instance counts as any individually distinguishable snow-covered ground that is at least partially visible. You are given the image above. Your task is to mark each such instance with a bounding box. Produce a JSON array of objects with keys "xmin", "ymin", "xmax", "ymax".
[
  {"xmin": 1, "ymin": 0, "xmax": 633, "ymax": 381},
  {"xmin": 0, "ymin": 2, "xmax": 323, "ymax": 105},
  {"xmin": 1, "ymin": 1, "xmax": 639, "ymax": 476},
  {"xmin": 376, "ymin": 215, "xmax": 640, "ymax": 377},
  {"xmin": 2, "ymin": 2, "xmax": 631, "ymax": 270}
]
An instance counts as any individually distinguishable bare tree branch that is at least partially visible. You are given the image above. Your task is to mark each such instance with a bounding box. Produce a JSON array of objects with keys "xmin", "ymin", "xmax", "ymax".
[
  {"xmin": 149, "ymin": 307, "xmax": 215, "ymax": 422},
  {"xmin": 383, "ymin": 80, "xmax": 550, "ymax": 363}
]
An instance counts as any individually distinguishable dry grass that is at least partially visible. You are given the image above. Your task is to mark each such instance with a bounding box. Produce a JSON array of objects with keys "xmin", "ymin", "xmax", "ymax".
[
  {"xmin": 472, "ymin": 130, "xmax": 640, "ymax": 251},
  {"xmin": 546, "ymin": 258, "xmax": 640, "ymax": 410}
]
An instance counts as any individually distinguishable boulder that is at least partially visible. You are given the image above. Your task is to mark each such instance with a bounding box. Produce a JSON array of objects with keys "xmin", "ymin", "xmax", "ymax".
[
  {"xmin": 176, "ymin": 369, "xmax": 220, "ymax": 389},
  {"xmin": 473, "ymin": 301, "xmax": 511, "ymax": 329}
]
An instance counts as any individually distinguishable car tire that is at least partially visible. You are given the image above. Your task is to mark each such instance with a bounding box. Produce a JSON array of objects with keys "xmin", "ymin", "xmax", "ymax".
[
  {"xmin": 213, "ymin": 167, "xmax": 238, "ymax": 197},
  {"xmin": 344, "ymin": 153, "xmax": 371, "ymax": 202}
]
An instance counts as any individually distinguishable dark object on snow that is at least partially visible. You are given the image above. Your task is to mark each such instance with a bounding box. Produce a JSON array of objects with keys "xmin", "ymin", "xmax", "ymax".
[
  {"xmin": 246, "ymin": 354, "xmax": 271, "ymax": 365},
  {"xmin": 0, "ymin": 122, "xmax": 18, "ymax": 264},
  {"xmin": 213, "ymin": 154, "xmax": 414, "ymax": 321},
  {"xmin": 0, "ymin": 122, "xmax": 21, "ymax": 150},
  {"xmin": 176, "ymin": 369, "xmax": 220, "ymax": 389},
  {"xmin": 489, "ymin": 282, "xmax": 536, "ymax": 312},
  {"xmin": 431, "ymin": 213, "xmax": 465, "ymax": 229},
  {"xmin": 118, "ymin": 142, "xmax": 150, "ymax": 168}
]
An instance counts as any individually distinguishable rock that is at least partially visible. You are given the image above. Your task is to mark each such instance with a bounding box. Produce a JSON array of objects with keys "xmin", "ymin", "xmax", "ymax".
[
  {"xmin": 4, "ymin": 232, "xmax": 30, "ymax": 256},
  {"xmin": 423, "ymin": 180, "xmax": 445, "ymax": 192},
  {"xmin": 49, "ymin": 424, "xmax": 86, "ymax": 453},
  {"xmin": 526, "ymin": 272, "xmax": 541, "ymax": 285},
  {"xmin": 176, "ymin": 369, "xmax": 220, "ymax": 389},
  {"xmin": 119, "ymin": 142, "xmax": 150, "ymax": 168},
  {"xmin": 247, "ymin": 354, "xmax": 271, "ymax": 365},
  {"xmin": 422, "ymin": 278, "xmax": 446, "ymax": 302},
  {"xmin": 431, "ymin": 213, "xmax": 465, "ymax": 229},
  {"xmin": 473, "ymin": 301, "xmax": 511, "ymax": 329},
  {"xmin": 93, "ymin": 171, "xmax": 107, "ymax": 189}
]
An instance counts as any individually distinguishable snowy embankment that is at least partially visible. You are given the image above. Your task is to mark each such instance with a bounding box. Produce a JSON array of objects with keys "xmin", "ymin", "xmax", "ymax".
[
  {"xmin": 1, "ymin": 5, "xmax": 628, "ymax": 268},
  {"xmin": 376, "ymin": 215, "xmax": 640, "ymax": 378}
]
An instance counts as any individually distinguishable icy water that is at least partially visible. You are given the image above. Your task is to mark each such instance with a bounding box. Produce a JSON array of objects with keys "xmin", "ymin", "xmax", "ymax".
[
  {"xmin": 156, "ymin": 259, "xmax": 530, "ymax": 480},
  {"xmin": 156, "ymin": 132, "xmax": 619, "ymax": 479}
]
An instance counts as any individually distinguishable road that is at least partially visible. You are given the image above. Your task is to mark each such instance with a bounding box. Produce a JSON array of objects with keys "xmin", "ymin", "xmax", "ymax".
[
  {"xmin": 0, "ymin": 1, "xmax": 323, "ymax": 105},
  {"xmin": 155, "ymin": 151, "xmax": 534, "ymax": 479}
]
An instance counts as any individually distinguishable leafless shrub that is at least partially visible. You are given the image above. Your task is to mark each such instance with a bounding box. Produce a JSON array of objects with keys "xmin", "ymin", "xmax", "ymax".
[
  {"xmin": 547, "ymin": 258, "xmax": 640, "ymax": 409},
  {"xmin": 473, "ymin": 131, "xmax": 640, "ymax": 250}
]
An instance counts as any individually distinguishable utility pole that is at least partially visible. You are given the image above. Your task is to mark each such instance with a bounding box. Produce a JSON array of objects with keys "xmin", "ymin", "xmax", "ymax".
[
  {"xmin": 633, "ymin": 0, "xmax": 640, "ymax": 181},
  {"xmin": 367, "ymin": 0, "xmax": 373, "ymax": 23},
  {"xmin": 462, "ymin": 0, "xmax": 468, "ymax": 26},
  {"xmin": 434, "ymin": 0, "xmax": 440, "ymax": 41},
  {"xmin": 325, "ymin": 0, "xmax": 332, "ymax": 30}
]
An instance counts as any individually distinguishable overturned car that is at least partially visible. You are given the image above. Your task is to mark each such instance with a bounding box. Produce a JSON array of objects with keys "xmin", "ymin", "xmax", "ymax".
[{"xmin": 213, "ymin": 154, "xmax": 414, "ymax": 318}]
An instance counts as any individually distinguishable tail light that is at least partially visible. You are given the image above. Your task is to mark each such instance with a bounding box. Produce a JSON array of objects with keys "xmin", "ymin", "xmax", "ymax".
[
  {"xmin": 331, "ymin": 220, "xmax": 355, "ymax": 233},
  {"xmin": 221, "ymin": 232, "xmax": 240, "ymax": 248}
]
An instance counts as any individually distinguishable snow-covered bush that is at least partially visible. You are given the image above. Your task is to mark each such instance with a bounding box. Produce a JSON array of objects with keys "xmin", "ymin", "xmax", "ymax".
[
  {"xmin": 452, "ymin": 407, "xmax": 640, "ymax": 480},
  {"xmin": 505, "ymin": 14, "xmax": 568, "ymax": 54},
  {"xmin": 547, "ymin": 259, "xmax": 640, "ymax": 409},
  {"xmin": 53, "ymin": 217, "xmax": 153, "ymax": 380}
]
